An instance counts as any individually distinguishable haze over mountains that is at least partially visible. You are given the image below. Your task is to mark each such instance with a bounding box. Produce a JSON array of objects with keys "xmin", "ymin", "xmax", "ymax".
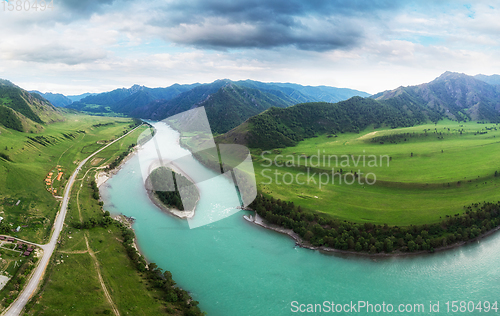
[{"xmin": 474, "ymin": 74, "xmax": 500, "ymax": 86}]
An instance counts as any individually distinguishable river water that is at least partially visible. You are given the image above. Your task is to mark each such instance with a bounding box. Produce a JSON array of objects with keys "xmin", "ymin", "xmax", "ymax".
[{"xmin": 101, "ymin": 122, "xmax": 500, "ymax": 315}]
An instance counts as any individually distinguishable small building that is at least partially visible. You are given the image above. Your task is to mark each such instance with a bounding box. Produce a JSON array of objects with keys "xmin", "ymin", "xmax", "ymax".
[
  {"xmin": 27, "ymin": 247, "xmax": 33, "ymax": 252},
  {"xmin": 17, "ymin": 243, "xmax": 23, "ymax": 249},
  {"xmin": 7, "ymin": 237, "xmax": 14, "ymax": 242},
  {"xmin": 15, "ymin": 226, "xmax": 20, "ymax": 232},
  {"xmin": 23, "ymin": 251, "xmax": 30, "ymax": 256},
  {"xmin": 0, "ymin": 236, "xmax": 5, "ymax": 240},
  {"xmin": 0, "ymin": 217, "xmax": 3, "ymax": 223}
]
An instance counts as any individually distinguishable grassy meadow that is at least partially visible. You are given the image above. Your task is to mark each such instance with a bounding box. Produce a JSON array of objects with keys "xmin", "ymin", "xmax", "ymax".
[
  {"xmin": 251, "ymin": 120, "xmax": 500, "ymax": 226},
  {"xmin": 24, "ymin": 123, "xmax": 176, "ymax": 315},
  {"xmin": 0, "ymin": 113, "xmax": 138, "ymax": 243}
]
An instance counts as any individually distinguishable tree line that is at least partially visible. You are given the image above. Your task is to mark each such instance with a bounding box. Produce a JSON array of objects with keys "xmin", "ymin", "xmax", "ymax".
[
  {"xmin": 245, "ymin": 96, "xmax": 444, "ymax": 149},
  {"xmin": 120, "ymin": 225, "xmax": 204, "ymax": 315},
  {"xmin": 69, "ymin": 177, "xmax": 204, "ymax": 315},
  {"xmin": 250, "ymin": 194, "xmax": 500, "ymax": 254},
  {"xmin": 106, "ymin": 143, "xmax": 135, "ymax": 171}
]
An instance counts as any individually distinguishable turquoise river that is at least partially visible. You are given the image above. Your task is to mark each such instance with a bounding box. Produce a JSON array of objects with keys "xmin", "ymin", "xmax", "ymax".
[{"xmin": 101, "ymin": 122, "xmax": 500, "ymax": 315}]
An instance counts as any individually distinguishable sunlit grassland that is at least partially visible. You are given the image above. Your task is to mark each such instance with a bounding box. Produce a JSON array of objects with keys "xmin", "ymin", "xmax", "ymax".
[
  {"xmin": 0, "ymin": 113, "xmax": 138, "ymax": 243},
  {"xmin": 26, "ymin": 124, "xmax": 170, "ymax": 315},
  {"xmin": 26, "ymin": 227, "xmax": 169, "ymax": 316},
  {"xmin": 26, "ymin": 253, "xmax": 110, "ymax": 315},
  {"xmin": 251, "ymin": 120, "xmax": 500, "ymax": 226}
]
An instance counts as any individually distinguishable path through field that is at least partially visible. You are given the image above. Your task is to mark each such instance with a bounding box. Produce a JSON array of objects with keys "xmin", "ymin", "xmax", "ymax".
[{"xmin": 85, "ymin": 234, "xmax": 120, "ymax": 316}]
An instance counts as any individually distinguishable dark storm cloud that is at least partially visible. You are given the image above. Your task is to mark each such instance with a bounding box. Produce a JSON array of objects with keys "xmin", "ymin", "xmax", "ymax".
[
  {"xmin": 167, "ymin": 19, "xmax": 363, "ymax": 51},
  {"xmin": 150, "ymin": 0, "xmax": 402, "ymax": 51},
  {"xmin": 163, "ymin": 0, "xmax": 400, "ymax": 25}
]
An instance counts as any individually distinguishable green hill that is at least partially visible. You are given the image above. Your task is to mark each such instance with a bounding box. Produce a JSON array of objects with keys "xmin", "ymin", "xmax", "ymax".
[
  {"xmin": 0, "ymin": 80, "xmax": 64, "ymax": 132},
  {"xmin": 62, "ymin": 79, "xmax": 369, "ymax": 134},
  {"xmin": 217, "ymin": 96, "xmax": 442, "ymax": 149},
  {"xmin": 198, "ymin": 83, "xmax": 295, "ymax": 134}
]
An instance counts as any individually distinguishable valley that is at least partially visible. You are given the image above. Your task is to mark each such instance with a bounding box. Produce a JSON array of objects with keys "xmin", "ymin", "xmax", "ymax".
[
  {"xmin": 2, "ymin": 71, "xmax": 500, "ymax": 313},
  {"xmin": 251, "ymin": 120, "xmax": 500, "ymax": 226}
]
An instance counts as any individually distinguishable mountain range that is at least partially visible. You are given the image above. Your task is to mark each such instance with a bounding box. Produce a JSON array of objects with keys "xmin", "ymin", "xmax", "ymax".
[
  {"xmin": 218, "ymin": 72, "xmax": 500, "ymax": 149},
  {"xmin": 372, "ymin": 71, "xmax": 500, "ymax": 122},
  {"xmin": 2, "ymin": 78, "xmax": 370, "ymax": 134},
  {"xmin": 36, "ymin": 79, "xmax": 368, "ymax": 134},
  {"xmin": 30, "ymin": 91, "xmax": 95, "ymax": 107},
  {"xmin": 3, "ymin": 72, "xmax": 500, "ymax": 145}
]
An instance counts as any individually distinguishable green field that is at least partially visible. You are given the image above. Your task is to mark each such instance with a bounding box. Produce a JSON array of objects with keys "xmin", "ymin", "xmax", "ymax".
[
  {"xmin": 24, "ymin": 124, "xmax": 190, "ymax": 315},
  {"xmin": 251, "ymin": 120, "xmax": 500, "ymax": 226},
  {"xmin": 26, "ymin": 226, "xmax": 171, "ymax": 315},
  {"xmin": 0, "ymin": 114, "xmax": 202, "ymax": 314},
  {"xmin": 0, "ymin": 114, "xmax": 138, "ymax": 243}
]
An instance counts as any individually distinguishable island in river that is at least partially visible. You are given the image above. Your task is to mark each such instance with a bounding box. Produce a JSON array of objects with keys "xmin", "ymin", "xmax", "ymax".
[{"xmin": 145, "ymin": 166, "xmax": 200, "ymax": 219}]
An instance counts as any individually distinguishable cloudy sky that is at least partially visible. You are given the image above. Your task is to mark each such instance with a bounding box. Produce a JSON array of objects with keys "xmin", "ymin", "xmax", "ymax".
[{"xmin": 1, "ymin": 0, "xmax": 500, "ymax": 95}]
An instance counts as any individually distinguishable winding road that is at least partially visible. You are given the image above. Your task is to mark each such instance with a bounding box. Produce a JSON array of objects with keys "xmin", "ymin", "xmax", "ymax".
[{"xmin": 2, "ymin": 125, "xmax": 142, "ymax": 316}]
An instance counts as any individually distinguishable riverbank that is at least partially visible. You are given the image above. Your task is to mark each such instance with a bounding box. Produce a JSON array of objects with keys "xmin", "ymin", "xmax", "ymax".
[
  {"xmin": 95, "ymin": 146, "xmax": 138, "ymax": 188},
  {"xmin": 243, "ymin": 210, "xmax": 500, "ymax": 258},
  {"xmin": 146, "ymin": 189, "xmax": 195, "ymax": 219},
  {"xmin": 95, "ymin": 123, "xmax": 205, "ymax": 316},
  {"xmin": 96, "ymin": 123, "xmax": 198, "ymax": 236},
  {"xmin": 94, "ymin": 136, "xmax": 198, "ymax": 219},
  {"xmin": 131, "ymin": 125, "xmax": 201, "ymax": 219}
]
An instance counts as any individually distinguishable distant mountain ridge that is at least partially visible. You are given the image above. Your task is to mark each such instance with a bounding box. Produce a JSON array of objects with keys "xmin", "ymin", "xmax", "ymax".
[
  {"xmin": 218, "ymin": 71, "xmax": 500, "ymax": 149},
  {"xmin": 30, "ymin": 91, "xmax": 96, "ymax": 107},
  {"xmin": 474, "ymin": 74, "xmax": 500, "ymax": 86},
  {"xmin": 236, "ymin": 80, "xmax": 371, "ymax": 103},
  {"xmin": 133, "ymin": 80, "xmax": 370, "ymax": 133},
  {"xmin": 67, "ymin": 83, "xmax": 201, "ymax": 115},
  {"xmin": 62, "ymin": 79, "xmax": 368, "ymax": 134},
  {"xmin": 67, "ymin": 92, "xmax": 95, "ymax": 102},
  {"xmin": 30, "ymin": 91, "xmax": 73, "ymax": 107},
  {"xmin": 0, "ymin": 80, "xmax": 63, "ymax": 132},
  {"xmin": 373, "ymin": 71, "xmax": 500, "ymax": 122}
]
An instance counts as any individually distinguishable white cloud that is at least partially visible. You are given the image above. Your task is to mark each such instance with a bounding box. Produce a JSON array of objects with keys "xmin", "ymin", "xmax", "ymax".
[{"xmin": 1, "ymin": 0, "xmax": 500, "ymax": 95}]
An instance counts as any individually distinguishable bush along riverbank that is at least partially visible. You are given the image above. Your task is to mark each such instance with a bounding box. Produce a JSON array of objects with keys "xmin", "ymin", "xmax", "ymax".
[
  {"xmin": 68, "ymin": 210, "xmax": 204, "ymax": 315},
  {"xmin": 249, "ymin": 194, "xmax": 500, "ymax": 255},
  {"xmin": 106, "ymin": 143, "xmax": 136, "ymax": 171}
]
